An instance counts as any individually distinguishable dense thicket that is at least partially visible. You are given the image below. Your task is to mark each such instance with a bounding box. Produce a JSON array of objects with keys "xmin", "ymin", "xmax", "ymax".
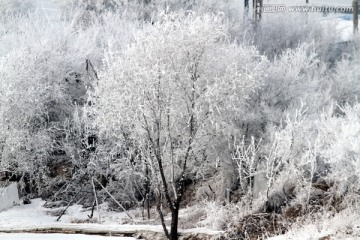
[{"xmin": 0, "ymin": 1, "xmax": 359, "ymax": 239}]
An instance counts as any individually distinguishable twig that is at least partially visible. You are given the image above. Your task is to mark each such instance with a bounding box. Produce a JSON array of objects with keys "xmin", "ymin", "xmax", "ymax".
[
  {"xmin": 56, "ymin": 189, "xmax": 82, "ymax": 221},
  {"xmin": 86, "ymin": 59, "xmax": 99, "ymax": 81},
  {"xmin": 91, "ymin": 177, "xmax": 100, "ymax": 222},
  {"xmin": 92, "ymin": 177, "xmax": 134, "ymax": 220},
  {"xmin": 88, "ymin": 200, "xmax": 96, "ymax": 219}
]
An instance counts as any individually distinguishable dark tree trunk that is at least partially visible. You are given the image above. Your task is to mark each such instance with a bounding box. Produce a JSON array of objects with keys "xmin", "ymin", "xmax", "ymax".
[
  {"xmin": 170, "ymin": 202, "xmax": 180, "ymax": 240},
  {"xmin": 244, "ymin": 0, "xmax": 249, "ymax": 9},
  {"xmin": 144, "ymin": 163, "xmax": 151, "ymax": 219}
]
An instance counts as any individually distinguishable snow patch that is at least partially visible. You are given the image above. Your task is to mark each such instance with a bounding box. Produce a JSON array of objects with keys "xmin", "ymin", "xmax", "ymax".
[
  {"xmin": 0, "ymin": 233, "xmax": 134, "ymax": 240},
  {"xmin": 0, "ymin": 182, "xmax": 20, "ymax": 212}
]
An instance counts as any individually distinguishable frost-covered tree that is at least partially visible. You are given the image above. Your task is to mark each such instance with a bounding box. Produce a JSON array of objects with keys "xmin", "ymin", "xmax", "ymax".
[
  {"xmin": 54, "ymin": 0, "xmax": 236, "ymax": 24},
  {"xmin": 0, "ymin": 0, "xmax": 34, "ymax": 16},
  {"xmin": 0, "ymin": 11, "xmax": 105, "ymax": 196},
  {"xmin": 93, "ymin": 11, "xmax": 264, "ymax": 239}
]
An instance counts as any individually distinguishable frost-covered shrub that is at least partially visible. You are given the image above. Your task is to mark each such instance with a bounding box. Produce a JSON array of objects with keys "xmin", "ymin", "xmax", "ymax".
[
  {"xmin": 199, "ymin": 199, "xmax": 261, "ymax": 231},
  {"xmin": 199, "ymin": 201, "xmax": 231, "ymax": 230},
  {"xmin": 55, "ymin": 0, "xmax": 235, "ymax": 22},
  {"xmin": 0, "ymin": 0, "xmax": 34, "ymax": 16},
  {"xmin": 0, "ymin": 11, "xmax": 133, "ymax": 197},
  {"xmin": 315, "ymin": 105, "xmax": 360, "ymax": 180},
  {"xmin": 237, "ymin": 43, "xmax": 329, "ymax": 143},
  {"xmin": 261, "ymin": 103, "xmax": 360, "ymax": 209},
  {"xmin": 248, "ymin": 42, "xmax": 360, "ymax": 145},
  {"xmin": 330, "ymin": 58, "xmax": 360, "ymax": 107}
]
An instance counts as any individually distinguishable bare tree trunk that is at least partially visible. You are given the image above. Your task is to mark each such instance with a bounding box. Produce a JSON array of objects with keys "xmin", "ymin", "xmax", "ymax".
[
  {"xmin": 253, "ymin": 0, "xmax": 263, "ymax": 24},
  {"xmin": 244, "ymin": 0, "xmax": 249, "ymax": 19},
  {"xmin": 91, "ymin": 177, "xmax": 100, "ymax": 222},
  {"xmin": 156, "ymin": 196, "xmax": 170, "ymax": 239},
  {"xmin": 146, "ymin": 193, "xmax": 150, "ymax": 219},
  {"xmin": 144, "ymin": 163, "xmax": 151, "ymax": 220},
  {"xmin": 354, "ymin": 0, "xmax": 359, "ymax": 33},
  {"xmin": 170, "ymin": 201, "xmax": 180, "ymax": 240}
]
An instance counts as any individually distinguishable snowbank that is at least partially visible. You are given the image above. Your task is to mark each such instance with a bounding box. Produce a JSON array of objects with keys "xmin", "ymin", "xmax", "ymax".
[{"xmin": 0, "ymin": 182, "xmax": 20, "ymax": 212}]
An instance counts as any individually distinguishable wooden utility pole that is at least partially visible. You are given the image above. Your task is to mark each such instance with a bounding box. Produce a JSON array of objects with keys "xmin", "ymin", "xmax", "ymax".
[{"xmin": 354, "ymin": 0, "xmax": 359, "ymax": 33}]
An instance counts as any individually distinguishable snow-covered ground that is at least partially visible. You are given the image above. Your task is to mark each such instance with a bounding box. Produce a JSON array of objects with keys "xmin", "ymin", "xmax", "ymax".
[
  {"xmin": 0, "ymin": 233, "xmax": 134, "ymax": 240},
  {"xmin": 0, "ymin": 199, "xmax": 222, "ymax": 239},
  {"xmin": 321, "ymin": 17, "xmax": 354, "ymax": 41},
  {"xmin": 268, "ymin": 208, "xmax": 360, "ymax": 240},
  {"xmin": 0, "ymin": 199, "xmax": 162, "ymax": 233}
]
